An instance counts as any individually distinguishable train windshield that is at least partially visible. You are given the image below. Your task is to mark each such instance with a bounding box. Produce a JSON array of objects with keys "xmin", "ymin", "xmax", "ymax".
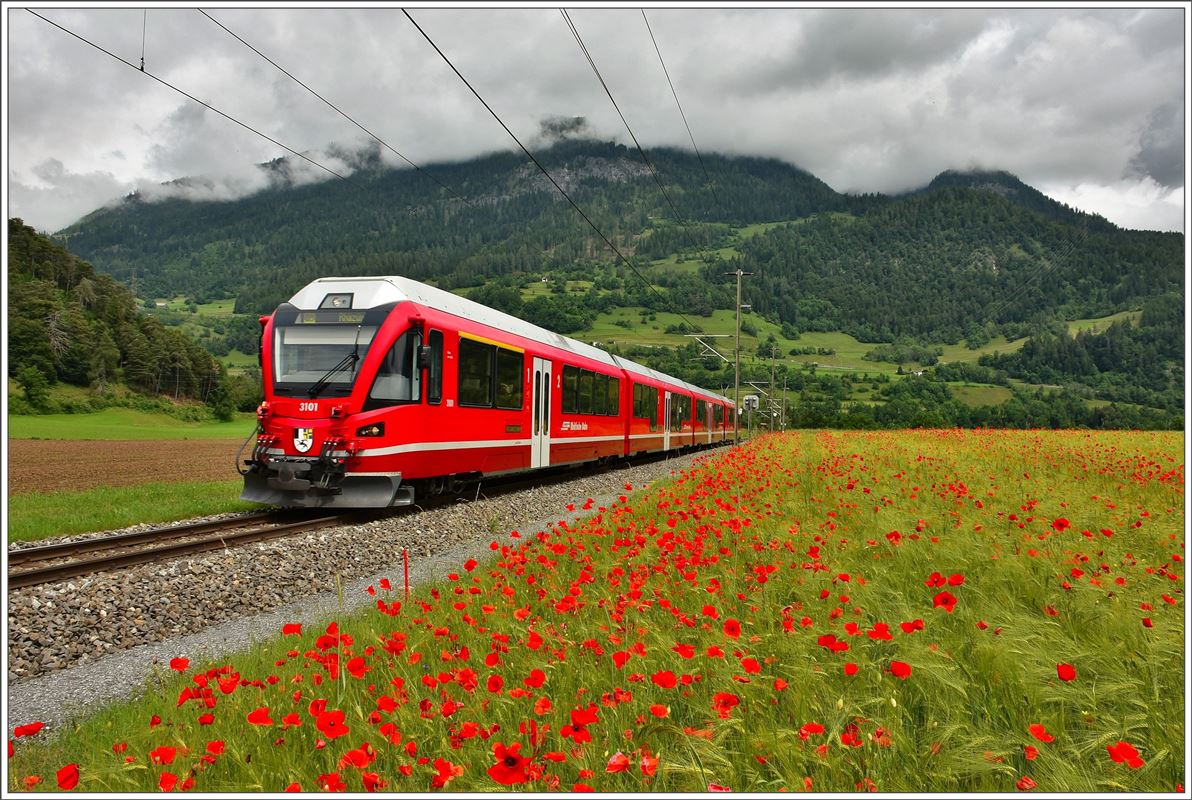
[{"xmin": 273, "ymin": 324, "xmax": 378, "ymax": 395}]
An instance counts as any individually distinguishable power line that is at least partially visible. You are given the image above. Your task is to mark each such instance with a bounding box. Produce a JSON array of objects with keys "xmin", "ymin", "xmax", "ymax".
[
  {"xmin": 198, "ymin": 8, "xmax": 474, "ymax": 207},
  {"xmin": 641, "ymin": 9, "xmax": 720, "ymax": 213},
  {"xmin": 560, "ymin": 8, "xmax": 685, "ymax": 224},
  {"xmin": 27, "ymin": 9, "xmax": 347, "ymax": 181},
  {"xmin": 401, "ymin": 7, "xmax": 707, "ymax": 337}
]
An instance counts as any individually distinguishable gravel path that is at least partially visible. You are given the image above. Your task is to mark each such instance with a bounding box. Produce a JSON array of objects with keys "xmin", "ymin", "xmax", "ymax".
[{"xmin": 6, "ymin": 451, "xmax": 711, "ymax": 736}]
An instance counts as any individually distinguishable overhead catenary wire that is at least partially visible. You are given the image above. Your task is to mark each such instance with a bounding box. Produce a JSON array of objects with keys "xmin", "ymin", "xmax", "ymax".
[
  {"xmin": 198, "ymin": 8, "xmax": 474, "ymax": 207},
  {"xmin": 401, "ymin": 8, "xmax": 708, "ymax": 338},
  {"xmin": 560, "ymin": 8, "xmax": 685, "ymax": 225},
  {"xmin": 27, "ymin": 9, "xmax": 347, "ymax": 181},
  {"xmin": 642, "ymin": 9, "xmax": 720, "ymax": 213}
]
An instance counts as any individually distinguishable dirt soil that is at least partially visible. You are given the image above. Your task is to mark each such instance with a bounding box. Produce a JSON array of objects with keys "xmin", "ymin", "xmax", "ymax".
[{"xmin": 7, "ymin": 439, "xmax": 246, "ymax": 495}]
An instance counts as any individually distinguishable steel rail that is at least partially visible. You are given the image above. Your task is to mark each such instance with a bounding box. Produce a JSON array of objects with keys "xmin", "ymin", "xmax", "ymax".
[
  {"xmin": 7, "ymin": 510, "xmax": 295, "ymax": 567},
  {"xmin": 8, "ymin": 515, "xmax": 345, "ymax": 590}
]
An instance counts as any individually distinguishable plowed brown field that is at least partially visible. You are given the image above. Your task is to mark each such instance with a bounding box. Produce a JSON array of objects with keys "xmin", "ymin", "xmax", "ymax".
[{"xmin": 7, "ymin": 439, "xmax": 244, "ymax": 495}]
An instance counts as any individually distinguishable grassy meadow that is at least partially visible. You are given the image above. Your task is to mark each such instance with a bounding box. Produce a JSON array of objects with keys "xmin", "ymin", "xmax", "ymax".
[
  {"xmin": 8, "ymin": 408, "xmax": 256, "ymax": 441},
  {"xmin": 8, "ymin": 430, "xmax": 1183, "ymax": 793}
]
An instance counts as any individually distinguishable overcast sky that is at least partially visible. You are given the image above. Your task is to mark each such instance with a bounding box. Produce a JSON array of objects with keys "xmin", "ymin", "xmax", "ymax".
[{"xmin": 5, "ymin": 4, "xmax": 1188, "ymax": 234}]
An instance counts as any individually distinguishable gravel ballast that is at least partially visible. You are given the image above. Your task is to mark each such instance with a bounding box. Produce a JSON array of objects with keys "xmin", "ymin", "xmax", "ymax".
[{"xmin": 6, "ymin": 451, "xmax": 711, "ymax": 736}]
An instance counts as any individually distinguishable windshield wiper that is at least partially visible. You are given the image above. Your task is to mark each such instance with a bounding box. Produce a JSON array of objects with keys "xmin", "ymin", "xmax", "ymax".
[{"xmin": 307, "ymin": 326, "xmax": 362, "ymax": 398}]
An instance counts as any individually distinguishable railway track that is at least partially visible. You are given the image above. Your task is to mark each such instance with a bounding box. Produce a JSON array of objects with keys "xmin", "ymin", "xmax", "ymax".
[
  {"xmin": 7, "ymin": 445, "xmax": 716, "ymax": 590},
  {"xmin": 7, "ymin": 511, "xmax": 356, "ymax": 590}
]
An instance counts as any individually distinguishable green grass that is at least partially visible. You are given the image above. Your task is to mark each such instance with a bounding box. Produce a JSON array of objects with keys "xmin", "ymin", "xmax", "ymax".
[
  {"xmin": 8, "ymin": 481, "xmax": 255, "ymax": 542},
  {"xmin": 949, "ymin": 384, "xmax": 1015, "ymax": 406},
  {"xmin": 220, "ymin": 349, "xmax": 258, "ymax": 375},
  {"xmin": 1067, "ymin": 310, "xmax": 1140, "ymax": 335},
  {"xmin": 8, "ymin": 430, "xmax": 1182, "ymax": 792},
  {"xmin": 8, "ymin": 409, "xmax": 257, "ymax": 440}
]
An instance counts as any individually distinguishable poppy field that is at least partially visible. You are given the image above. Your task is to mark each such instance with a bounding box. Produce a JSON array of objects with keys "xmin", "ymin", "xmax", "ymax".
[{"xmin": 7, "ymin": 429, "xmax": 1185, "ymax": 793}]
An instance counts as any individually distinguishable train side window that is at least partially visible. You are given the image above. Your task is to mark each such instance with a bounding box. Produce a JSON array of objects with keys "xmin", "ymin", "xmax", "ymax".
[
  {"xmin": 608, "ymin": 377, "xmax": 619, "ymax": 416},
  {"xmin": 697, "ymin": 400, "xmax": 708, "ymax": 428},
  {"xmin": 593, "ymin": 373, "xmax": 608, "ymax": 416},
  {"xmin": 426, "ymin": 329, "xmax": 443, "ymax": 405},
  {"xmin": 562, "ymin": 365, "xmax": 580, "ymax": 413},
  {"xmin": 649, "ymin": 387, "xmax": 659, "ymax": 430},
  {"xmin": 495, "ymin": 348, "xmax": 524, "ymax": 410},
  {"xmin": 578, "ymin": 370, "xmax": 595, "ymax": 415},
  {"xmin": 366, "ymin": 329, "xmax": 422, "ymax": 409},
  {"xmin": 459, "ymin": 338, "xmax": 494, "ymax": 407}
]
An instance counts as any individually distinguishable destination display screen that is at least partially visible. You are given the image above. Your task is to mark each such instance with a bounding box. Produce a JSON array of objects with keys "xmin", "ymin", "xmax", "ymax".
[{"xmin": 296, "ymin": 310, "xmax": 367, "ymax": 325}]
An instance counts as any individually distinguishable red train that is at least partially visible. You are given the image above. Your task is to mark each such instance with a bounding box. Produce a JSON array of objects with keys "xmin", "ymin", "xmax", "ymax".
[{"xmin": 242, "ymin": 276, "xmax": 736, "ymax": 507}]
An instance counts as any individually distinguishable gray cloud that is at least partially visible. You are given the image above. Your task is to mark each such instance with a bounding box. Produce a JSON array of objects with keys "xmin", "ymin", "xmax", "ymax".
[
  {"xmin": 1127, "ymin": 103, "xmax": 1185, "ymax": 187},
  {"xmin": 5, "ymin": 6, "xmax": 1185, "ymax": 233}
]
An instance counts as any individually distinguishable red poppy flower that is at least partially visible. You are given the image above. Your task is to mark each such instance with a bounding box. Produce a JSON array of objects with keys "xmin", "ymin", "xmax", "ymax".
[
  {"xmin": 315, "ymin": 710, "xmax": 349, "ymax": 739},
  {"xmin": 606, "ymin": 751, "xmax": 630, "ymax": 773},
  {"xmin": 899, "ymin": 619, "xmax": 925, "ymax": 634},
  {"xmin": 158, "ymin": 772, "xmax": 178, "ymax": 792},
  {"xmin": 282, "ymin": 623, "xmax": 302, "ymax": 635},
  {"xmin": 149, "ymin": 715, "xmax": 161, "ymax": 728},
  {"xmin": 318, "ymin": 772, "xmax": 345, "ymax": 792},
  {"xmin": 487, "ymin": 674, "xmax": 504, "ymax": 693},
  {"xmin": 206, "ymin": 740, "xmax": 225, "ymax": 755},
  {"xmin": 947, "ymin": 573, "xmax": 965, "ymax": 586},
  {"xmin": 169, "ymin": 657, "xmax": 189, "ymax": 672},
  {"xmin": 1024, "ymin": 745, "xmax": 1038, "ymax": 761},
  {"xmin": 1052, "ymin": 518, "xmax": 1070, "ymax": 532},
  {"xmin": 56, "ymin": 764, "xmax": 79, "ymax": 791},
  {"xmin": 149, "ymin": 746, "xmax": 177, "ymax": 765},
  {"xmin": 723, "ymin": 618, "xmax": 741, "ymax": 639},
  {"xmin": 711, "ymin": 692, "xmax": 740, "ymax": 719},
  {"xmin": 649, "ymin": 704, "xmax": 670, "ymax": 718},
  {"xmin": 247, "ymin": 707, "xmax": 274, "ymax": 726},
  {"xmin": 431, "ymin": 757, "xmax": 464, "ymax": 789},
  {"xmin": 1056, "ymin": 663, "xmax": 1076, "ymax": 682},
  {"xmin": 524, "ymin": 669, "xmax": 546, "ymax": 688},
  {"xmin": 640, "ymin": 751, "xmax": 659, "ymax": 777},
  {"xmin": 798, "ymin": 722, "xmax": 825, "ymax": 740},
  {"xmin": 673, "ymin": 643, "xmax": 696, "ymax": 659},
  {"xmin": 932, "ymin": 591, "xmax": 957, "ymax": 613},
  {"xmin": 198, "ymin": 712, "xmax": 215, "ymax": 726},
  {"xmin": 1106, "ymin": 741, "xmax": 1144, "ymax": 768},
  {"xmin": 488, "ymin": 742, "xmax": 531, "ymax": 785},
  {"xmin": 651, "ymin": 670, "xmax": 678, "ymax": 689},
  {"xmin": 889, "ymin": 661, "xmax": 912, "ymax": 680},
  {"xmin": 1028, "ymin": 724, "xmax": 1054, "ymax": 743},
  {"xmin": 612, "ymin": 651, "xmax": 631, "ymax": 668},
  {"xmin": 844, "ymin": 662, "xmax": 858, "ymax": 676},
  {"xmin": 740, "ymin": 657, "xmax": 761, "ymax": 674},
  {"xmin": 1016, "ymin": 775, "xmax": 1037, "ymax": 791},
  {"xmin": 13, "ymin": 722, "xmax": 44, "ymax": 738},
  {"xmin": 924, "ymin": 571, "xmax": 946, "ymax": 587},
  {"xmin": 346, "ymin": 657, "xmax": 369, "ymax": 679}
]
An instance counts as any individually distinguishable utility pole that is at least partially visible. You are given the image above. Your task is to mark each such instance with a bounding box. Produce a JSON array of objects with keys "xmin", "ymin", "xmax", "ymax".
[
  {"xmin": 725, "ymin": 268, "xmax": 753, "ymax": 443},
  {"xmin": 781, "ymin": 372, "xmax": 788, "ymax": 431}
]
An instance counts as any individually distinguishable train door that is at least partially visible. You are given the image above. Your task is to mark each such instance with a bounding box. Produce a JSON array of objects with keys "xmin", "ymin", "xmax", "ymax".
[
  {"xmin": 662, "ymin": 391, "xmax": 672, "ymax": 451},
  {"xmin": 531, "ymin": 357, "xmax": 552, "ymax": 468}
]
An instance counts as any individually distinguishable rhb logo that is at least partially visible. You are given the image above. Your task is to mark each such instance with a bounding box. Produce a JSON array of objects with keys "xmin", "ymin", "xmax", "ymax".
[{"xmin": 294, "ymin": 427, "xmax": 314, "ymax": 453}]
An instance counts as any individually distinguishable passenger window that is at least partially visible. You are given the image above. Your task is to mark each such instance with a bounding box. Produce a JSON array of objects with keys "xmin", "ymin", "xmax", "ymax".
[
  {"xmin": 578, "ymin": 370, "xmax": 594, "ymax": 415},
  {"xmin": 459, "ymin": 338, "xmax": 494, "ymax": 407},
  {"xmin": 495, "ymin": 349, "xmax": 524, "ymax": 410},
  {"xmin": 563, "ymin": 365, "xmax": 580, "ymax": 413},
  {"xmin": 367, "ymin": 329, "xmax": 421, "ymax": 408}
]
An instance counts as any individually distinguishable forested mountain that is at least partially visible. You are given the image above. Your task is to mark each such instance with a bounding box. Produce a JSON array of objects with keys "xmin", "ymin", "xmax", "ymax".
[
  {"xmin": 53, "ymin": 140, "xmax": 1181, "ymax": 346},
  {"xmin": 7, "ymin": 219, "xmax": 243, "ymax": 415},
  {"xmin": 31, "ymin": 140, "xmax": 1183, "ymax": 428}
]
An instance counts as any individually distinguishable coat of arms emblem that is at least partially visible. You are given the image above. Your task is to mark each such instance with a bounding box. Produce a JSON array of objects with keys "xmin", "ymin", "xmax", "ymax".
[{"xmin": 294, "ymin": 427, "xmax": 314, "ymax": 453}]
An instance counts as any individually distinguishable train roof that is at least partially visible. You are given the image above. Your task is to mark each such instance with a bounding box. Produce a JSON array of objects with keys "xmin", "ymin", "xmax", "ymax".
[{"xmin": 288, "ymin": 276, "xmax": 731, "ymax": 405}]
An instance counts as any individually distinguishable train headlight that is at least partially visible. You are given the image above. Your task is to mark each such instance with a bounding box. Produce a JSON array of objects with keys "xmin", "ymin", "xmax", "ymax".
[{"xmin": 356, "ymin": 423, "xmax": 385, "ymax": 437}]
